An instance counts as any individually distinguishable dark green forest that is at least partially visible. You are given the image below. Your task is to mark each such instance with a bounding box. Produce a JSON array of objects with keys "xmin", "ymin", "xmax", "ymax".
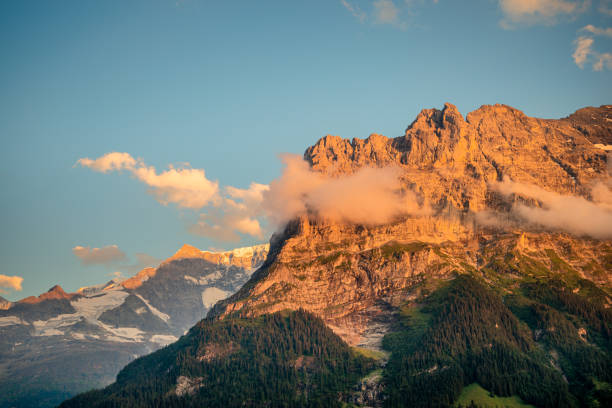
[
  {"xmin": 382, "ymin": 275, "xmax": 612, "ymax": 408},
  {"xmin": 58, "ymin": 310, "xmax": 375, "ymax": 408}
]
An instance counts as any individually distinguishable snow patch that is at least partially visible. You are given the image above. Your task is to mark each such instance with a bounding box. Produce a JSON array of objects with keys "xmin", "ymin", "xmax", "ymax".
[
  {"xmin": 150, "ymin": 334, "xmax": 178, "ymax": 345},
  {"xmin": 134, "ymin": 294, "xmax": 170, "ymax": 322},
  {"xmin": 0, "ymin": 316, "xmax": 26, "ymax": 327},
  {"xmin": 97, "ymin": 322, "xmax": 145, "ymax": 342},
  {"xmin": 201, "ymin": 287, "xmax": 230, "ymax": 308},
  {"xmin": 184, "ymin": 270, "xmax": 223, "ymax": 285},
  {"xmin": 71, "ymin": 289, "xmax": 130, "ymax": 322},
  {"xmin": 594, "ymin": 143, "xmax": 612, "ymax": 151},
  {"xmin": 32, "ymin": 314, "xmax": 82, "ymax": 336}
]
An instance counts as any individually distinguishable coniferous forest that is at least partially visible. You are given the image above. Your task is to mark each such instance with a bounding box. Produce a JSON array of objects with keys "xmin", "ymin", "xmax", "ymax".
[
  {"xmin": 382, "ymin": 275, "xmax": 612, "ymax": 408},
  {"xmin": 58, "ymin": 310, "xmax": 375, "ymax": 408}
]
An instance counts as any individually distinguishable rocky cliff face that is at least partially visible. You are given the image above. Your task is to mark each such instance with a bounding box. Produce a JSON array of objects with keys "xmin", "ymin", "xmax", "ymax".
[
  {"xmin": 305, "ymin": 103, "xmax": 610, "ymax": 212},
  {"xmin": 211, "ymin": 104, "xmax": 612, "ymax": 348},
  {"xmin": 0, "ymin": 296, "xmax": 11, "ymax": 311},
  {"xmin": 0, "ymin": 243, "xmax": 268, "ymax": 408}
]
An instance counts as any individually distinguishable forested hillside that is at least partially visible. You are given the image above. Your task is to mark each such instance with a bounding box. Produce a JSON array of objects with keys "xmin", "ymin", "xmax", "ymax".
[
  {"xmin": 58, "ymin": 310, "xmax": 375, "ymax": 408},
  {"xmin": 383, "ymin": 275, "xmax": 612, "ymax": 408}
]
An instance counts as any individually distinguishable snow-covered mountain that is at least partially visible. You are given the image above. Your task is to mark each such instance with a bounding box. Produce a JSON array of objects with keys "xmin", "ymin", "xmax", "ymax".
[{"xmin": 0, "ymin": 243, "xmax": 269, "ymax": 408}]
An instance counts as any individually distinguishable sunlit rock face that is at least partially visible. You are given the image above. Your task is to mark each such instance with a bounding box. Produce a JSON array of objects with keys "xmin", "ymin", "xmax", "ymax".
[
  {"xmin": 211, "ymin": 104, "xmax": 612, "ymax": 347},
  {"xmin": 0, "ymin": 244, "xmax": 268, "ymax": 408},
  {"xmin": 305, "ymin": 103, "xmax": 611, "ymax": 212}
]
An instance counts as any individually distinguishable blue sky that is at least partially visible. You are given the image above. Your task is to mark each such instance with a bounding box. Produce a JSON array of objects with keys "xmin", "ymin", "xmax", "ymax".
[{"xmin": 1, "ymin": 0, "xmax": 611, "ymax": 300}]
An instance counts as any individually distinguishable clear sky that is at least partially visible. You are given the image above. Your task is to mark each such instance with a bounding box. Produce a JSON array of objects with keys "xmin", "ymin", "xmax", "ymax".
[{"xmin": 1, "ymin": 0, "xmax": 611, "ymax": 300}]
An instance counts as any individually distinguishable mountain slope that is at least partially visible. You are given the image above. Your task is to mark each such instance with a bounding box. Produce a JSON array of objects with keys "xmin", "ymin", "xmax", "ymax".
[
  {"xmin": 58, "ymin": 310, "xmax": 376, "ymax": 408},
  {"xmin": 0, "ymin": 244, "xmax": 268, "ymax": 408}
]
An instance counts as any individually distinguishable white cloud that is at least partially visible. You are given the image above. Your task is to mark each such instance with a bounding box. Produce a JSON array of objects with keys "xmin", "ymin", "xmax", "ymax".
[
  {"xmin": 374, "ymin": 0, "xmax": 400, "ymax": 24},
  {"xmin": 573, "ymin": 36, "xmax": 594, "ymax": 68},
  {"xmin": 480, "ymin": 178, "xmax": 612, "ymax": 239},
  {"xmin": 572, "ymin": 27, "xmax": 612, "ymax": 71},
  {"xmin": 340, "ymin": 0, "xmax": 409, "ymax": 29},
  {"xmin": 0, "ymin": 275, "xmax": 23, "ymax": 292},
  {"xmin": 76, "ymin": 152, "xmax": 137, "ymax": 173},
  {"xmin": 582, "ymin": 24, "xmax": 612, "ymax": 37},
  {"xmin": 190, "ymin": 155, "xmax": 430, "ymax": 241},
  {"xmin": 261, "ymin": 154, "xmax": 430, "ymax": 228},
  {"xmin": 341, "ymin": 0, "xmax": 366, "ymax": 22},
  {"xmin": 77, "ymin": 152, "xmax": 219, "ymax": 209},
  {"xmin": 499, "ymin": 0, "xmax": 588, "ymax": 27},
  {"xmin": 189, "ymin": 183, "xmax": 269, "ymax": 242},
  {"xmin": 73, "ymin": 245, "xmax": 127, "ymax": 266},
  {"xmin": 593, "ymin": 52, "xmax": 612, "ymax": 71}
]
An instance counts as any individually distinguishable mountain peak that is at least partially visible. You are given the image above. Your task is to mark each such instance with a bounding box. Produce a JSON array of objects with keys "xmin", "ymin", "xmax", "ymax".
[
  {"xmin": 18, "ymin": 284, "xmax": 74, "ymax": 304},
  {"xmin": 48, "ymin": 284, "xmax": 66, "ymax": 294},
  {"xmin": 171, "ymin": 244, "xmax": 204, "ymax": 260}
]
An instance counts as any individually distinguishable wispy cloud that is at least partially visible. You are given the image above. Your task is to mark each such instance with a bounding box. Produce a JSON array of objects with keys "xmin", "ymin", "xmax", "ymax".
[
  {"xmin": 77, "ymin": 152, "xmax": 219, "ymax": 209},
  {"xmin": 498, "ymin": 0, "xmax": 589, "ymax": 28},
  {"xmin": 572, "ymin": 25, "xmax": 612, "ymax": 71},
  {"xmin": 582, "ymin": 24, "xmax": 612, "ymax": 37},
  {"xmin": 72, "ymin": 244, "xmax": 127, "ymax": 266},
  {"xmin": 340, "ymin": 0, "xmax": 409, "ymax": 29},
  {"xmin": 341, "ymin": 0, "xmax": 366, "ymax": 22},
  {"xmin": 374, "ymin": 0, "xmax": 401, "ymax": 25},
  {"xmin": 189, "ymin": 183, "xmax": 269, "ymax": 242},
  {"xmin": 600, "ymin": 0, "xmax": 612, "ymax": 15},
  {"xmin": 0, "ymin": 274, "xmax": 24, "ymax": 293},
  {"xmin": 478, "ymin": 178, "xmax": 612, "ymax": 239},
  {"xmin": 573, "ymin": 36, "xmax": 595, "ymax": 68},
  {"xmin": 111, "ymin": 252, "xmax": 162, "ymax": 279},
  {"xmin": 76, "ymin": 152, "xmax": 137, "ymax": 173}
]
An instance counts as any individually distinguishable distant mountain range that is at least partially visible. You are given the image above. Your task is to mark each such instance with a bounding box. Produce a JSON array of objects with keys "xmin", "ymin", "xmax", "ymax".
[{"xmin": 0, "ymin": 243, "xmax": 269, "ymax": 408}]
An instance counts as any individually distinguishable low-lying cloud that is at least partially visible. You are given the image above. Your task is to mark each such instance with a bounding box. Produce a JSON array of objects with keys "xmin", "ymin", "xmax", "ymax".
[
  {"xmin": 263, "ymin": 154, "xmax": 429, "ymax": 227},
  {"xmin": 0, "ymin": 274, "xmax": 24, "ymax": 293},
  {"xmin": 72, "ymin": 244, "xmax": 127, "ymax": 266},
  {"xmin": 479, "ymin": 178, "xmax": 612, "ymax": 239},
  {"xmin": 77, "ymin": 152, "xmax": 219, "ymax": 209}
]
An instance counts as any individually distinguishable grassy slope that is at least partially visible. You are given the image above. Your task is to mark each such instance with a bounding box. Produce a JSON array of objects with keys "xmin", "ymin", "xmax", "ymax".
[{"xmin": 455, "ymin": 383, "xmax": 534, "ymax": 408}]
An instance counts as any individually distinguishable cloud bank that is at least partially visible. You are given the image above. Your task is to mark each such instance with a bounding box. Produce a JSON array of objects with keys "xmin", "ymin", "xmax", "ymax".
[
  {"xmin": 262, "ymin": 154, "xmax": 429, "ymax": 227},
  {"xmin": 77, "ymin": 152, "xmax": 219, "ymax": 209},
  {"xmin": 479, "ymin": 178, "xmax": 612, "ymax": 239},
  {"xmin": 0, "ymin": 275, "xmax": 23, "ymax": 292},
  {"xmin": 72, "ymin": 245, "xmax": 127, "ymax": 266}
]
